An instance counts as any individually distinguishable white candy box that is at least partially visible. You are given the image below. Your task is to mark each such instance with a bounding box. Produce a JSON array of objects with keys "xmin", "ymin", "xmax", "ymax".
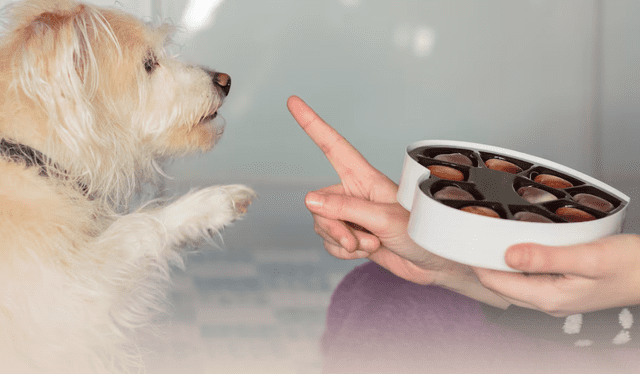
[{"xmin": 397, "ymin": 140, "xmax": 630, "ymax": 272}]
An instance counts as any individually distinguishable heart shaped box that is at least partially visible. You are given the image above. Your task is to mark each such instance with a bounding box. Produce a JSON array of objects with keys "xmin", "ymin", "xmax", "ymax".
[{"xmin": 397, "ymin": 140, "xmax": 631, "ymax": 272}]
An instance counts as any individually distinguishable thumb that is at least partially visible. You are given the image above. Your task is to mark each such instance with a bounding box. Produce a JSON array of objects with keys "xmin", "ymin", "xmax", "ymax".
[
  {"xmin": 505, "ymin": 235, "xmax": 640, "ymax": 277},
  {"xmin": 504, "ymin": 241, "xmax": 606, "ymax": 276},
  {"xmin": 305, "ymin": 191, "xmax": 404, "ymax": 237}
]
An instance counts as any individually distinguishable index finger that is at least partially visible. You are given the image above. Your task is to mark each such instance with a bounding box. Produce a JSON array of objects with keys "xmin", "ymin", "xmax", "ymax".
[{"xmin": 287, "ymin": 95, "xmax": 373, "ymax": 179}]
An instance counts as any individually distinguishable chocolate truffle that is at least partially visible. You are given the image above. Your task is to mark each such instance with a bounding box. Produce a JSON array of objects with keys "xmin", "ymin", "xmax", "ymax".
[
  {"xmin": 573, "ymin": 193, "xmax": 614, "ymax": 213},
  {"xmin": 461, "ymin": 206, "xmax": 501, "ymax": 218},
  {"xmin": 554, "ymin": 207, "xmax": 596, "ymax": 222},
  {"xmin": 433, "ymin": 186, "xmax": 475, "ymax": 201},
  {"xmin": 427, "ymin": 165, "xmax": 465, "ymax": 181},
  {"xmin": 517, "ymin": 186, "xmax": 558, "ymax": 204},
  {"xmin": 434, "ymin": 153, "xmax": 473, "ymax": 167},
  {"xmin": 534, "ymin": 174, "xmax": 573, "ymax": 189},
  {"xmin": 514, "ymin": 211, "xmax": 553, "ymax": 223},
  {"xmin": 485, "ymin": 159, "xmax": 523, "ymax": 174}
]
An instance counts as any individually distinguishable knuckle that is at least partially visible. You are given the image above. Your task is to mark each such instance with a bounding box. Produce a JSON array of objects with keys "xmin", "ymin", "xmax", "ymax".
[
  {"xmin": 580, "ymin": 253, "xmax": 604, "ymax": 276},
  {"xmin": 376, "ymin": 204, "xmax": 399, "ymax": 229},
  {"xmin": 579, "ymin": 239, "xmax": 614, "ymax": 275},
  {"xmin": 527, "ymin": 247, "xmax": 547, "ymax": 271},
  {"xmin": 621, "ymin": 234, "xmax": 640, "ymax": 251}
]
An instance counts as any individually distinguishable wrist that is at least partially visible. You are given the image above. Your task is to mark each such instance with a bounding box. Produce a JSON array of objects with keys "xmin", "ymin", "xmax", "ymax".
[{"xmin": 435, "ymin": 263, "xmax": 511, "ymax": 310}]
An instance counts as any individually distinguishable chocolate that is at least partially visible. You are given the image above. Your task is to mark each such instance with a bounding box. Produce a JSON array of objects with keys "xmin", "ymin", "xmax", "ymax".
[
  {"xmin": 434, "ymin": 153, "xmax": 473, "ymax": 167},
  {"xmin": 485, "ymin": 159, "xmax": 523, "ymax": 174},
  {"xmin": 427, "ymin": 165, "xmax": 465, "ymax": 181},
  {"xmin": 410, "ymin": 145, "xmax": 625, "ymax": 225},
  {"xmin": 514, "ymin": 211, "xmax": 553, "ymax": 223},
  {"xmin": 517, "ymin": 186, "xmax": 557, "ymax": 204},
  {"xmin": 573, "ymin": 193, "xmax": 614, "ymax": 213},
  {"xmin": 433, "ymin": 186, "xmax": 475, "ymax": 201},
  {"xmin": 534, "ymin": 174, "xmax": 573, "ymax": 189},
  {"xmin": 461, "ymin": 206, "xmax": 501, "ymax": 219},
  {"xmin": 554, "ymin": 207, "xmax": 596, "ymax": 222}
]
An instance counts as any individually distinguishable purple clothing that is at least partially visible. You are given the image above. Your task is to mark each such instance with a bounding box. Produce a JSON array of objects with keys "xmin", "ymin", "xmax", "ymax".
[{"xmin": 322, "ymin": 262, "xmax": 639, "ymax": 374}]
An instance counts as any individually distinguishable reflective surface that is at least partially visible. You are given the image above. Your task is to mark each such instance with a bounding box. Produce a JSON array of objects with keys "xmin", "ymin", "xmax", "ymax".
[
  {"xmin": 162, "ymin": 0, "xmax": 605, "ymax": 183},
  {"xmin": 2, "ymin": 0, "xmax": 637, "ymax": 182}
]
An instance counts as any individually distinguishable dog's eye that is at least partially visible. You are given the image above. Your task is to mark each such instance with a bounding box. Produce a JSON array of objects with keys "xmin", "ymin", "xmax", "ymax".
[{"xmin": 144, "ymin": 51, "xmax": 159, "ymax": 74}]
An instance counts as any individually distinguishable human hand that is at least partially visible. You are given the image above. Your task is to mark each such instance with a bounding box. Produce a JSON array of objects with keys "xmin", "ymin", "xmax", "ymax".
[
  {"xmin": 287, "ymin": 96, "xmax": 488, "ymax": 290},
  {"xmin": 474, "ymin": 234, "xmax": 640, "ymax": 317}
]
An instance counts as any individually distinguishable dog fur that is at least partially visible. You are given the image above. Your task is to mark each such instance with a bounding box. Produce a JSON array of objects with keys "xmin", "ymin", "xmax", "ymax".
[{"xmin": 0, "ymin": 0, "xmax": 255, "ymax": 372}]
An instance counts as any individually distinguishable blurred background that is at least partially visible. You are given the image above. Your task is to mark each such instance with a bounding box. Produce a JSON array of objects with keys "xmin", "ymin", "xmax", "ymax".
[{"xmin": 3, "ymin": 0, "xmax": 640, "ymax": 373}]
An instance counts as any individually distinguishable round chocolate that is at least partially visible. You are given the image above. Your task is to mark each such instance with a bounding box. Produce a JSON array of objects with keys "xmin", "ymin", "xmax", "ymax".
[
  {"xmin": 555, "ymin": 207, "xmax": 596, "ymax": 222},
  {"xmin": 433, "ymin": 186, "xmax": 475, "ymax": 201},
  {"xmin": 434, "ymin": 153, "xmax": 473, "ymax": 167},
  {"xmin": 461, "ymin": 206, "xmax": 501, "ymax": 218},
  {"xmin": 573, "ymin": 193, "xmax": 614, "ymax": 213},
  {"xmin": 427, "ymin": 165, "xmax": 465, "ymax": 181},
  {"xmin": 514, "ymin": 211, "xmax": 553, "ymax": 223},
  {"xmin": 485, "ymin": 159, "xmax": 523, "ymax": 174},
  {"xmin": 517, "ymin": 186, "xmax": 558, "ymax": 204},
  {"xmin": 534, "ymin": 174, "xmax": 573, "ymax": 189}
]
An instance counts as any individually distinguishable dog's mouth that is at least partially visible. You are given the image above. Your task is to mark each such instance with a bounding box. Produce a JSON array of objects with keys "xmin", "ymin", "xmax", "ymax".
[
  {"xmin": 196, "ymin": 110, "xmax": 222, "ymax": 128},
  {"xmin": 202, "ymin": 111, "xmax": 218, "ymax": 122},
  {"xmin": 195, "ymin": 111, "xmax": 218, "ymax": 127},
  {"xmin": 195, "ymin": 105, "xmax": 226, "ymax": 144},
  {"xmin": 198, "ymin": 109, "xmax": 226, "ymax": 140}
]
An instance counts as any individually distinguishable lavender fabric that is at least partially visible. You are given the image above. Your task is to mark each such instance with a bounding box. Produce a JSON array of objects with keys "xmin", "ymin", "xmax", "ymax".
[{"xmin": 322, "ymin": 262, "xmax": 639, "ymax": 374}]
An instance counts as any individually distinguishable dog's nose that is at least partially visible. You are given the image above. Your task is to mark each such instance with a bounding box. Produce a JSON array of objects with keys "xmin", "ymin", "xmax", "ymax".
[{"xmin": 213, "ymin": 72, "xmax": 231, "ymax": 96}]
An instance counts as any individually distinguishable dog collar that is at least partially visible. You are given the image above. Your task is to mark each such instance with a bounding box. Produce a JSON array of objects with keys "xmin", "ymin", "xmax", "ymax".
[
  {"xmin": 0, "ymin": 138, "xmax": 89, "ymax": 195},
  {"xmin": 0, "ymin": 138, "xmax": 51, "ymax": 176}
]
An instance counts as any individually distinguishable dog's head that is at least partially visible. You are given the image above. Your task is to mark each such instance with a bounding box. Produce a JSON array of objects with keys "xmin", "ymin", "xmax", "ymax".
[{"xmin": 0, "ymin": 0, "xmax": 230, "ymax": 201}]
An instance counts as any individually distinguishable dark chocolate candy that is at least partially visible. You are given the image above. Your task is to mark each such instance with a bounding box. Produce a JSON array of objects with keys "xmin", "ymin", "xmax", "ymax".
[
  {"xmin": 514, "ymin": 211, "xmax": 553, "ymax": 223},
  {"xmin": 433, "ymin": 186, "xmax": 475, "ymax": 201},
  {"xmin": 434, "ymin": 153, "xmax": 473, "ymax": 167},
  {"xmin": 534, "ymin": 174, "xmax": 573, "ymax": 189},
  {"xmin": 460, "ymin": 206, "xmax": 501, "ymax": 218},
  {"xmin": 427, "ymin": 165, "xmax": 465, "ymax": 181},
  {"xmin": 573, "ymin": 193, "xmax": 614, "ymax": 213},
  {"xmin": 485, "ymin": 159, "xmax": 523, "ymax": 174},
  {"xmin": 517, "ymin": 186, "xmax": 557, "ymax": 204},
  {"xmin": 554, "ymin": 207, "xmax": 596, "ymax": 222}
]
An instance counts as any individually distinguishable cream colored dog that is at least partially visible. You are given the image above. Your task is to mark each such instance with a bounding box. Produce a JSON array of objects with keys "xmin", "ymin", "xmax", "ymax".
[{"xmin": 0, "ymin": 0, "xmax": 255, "ymax": 372}]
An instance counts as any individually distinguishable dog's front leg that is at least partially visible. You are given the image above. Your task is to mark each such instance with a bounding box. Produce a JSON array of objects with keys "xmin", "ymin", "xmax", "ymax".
[
  {"xmin": 98, "ymin": 184, "xmax": 256, "ymax": 263},
  {"xmin": 91, "ymin": 185, "xmax": 255, "ymax": 326},
  {"xmin": 155, "ymin": 184, "xmax": 256, "ymax": 247}
]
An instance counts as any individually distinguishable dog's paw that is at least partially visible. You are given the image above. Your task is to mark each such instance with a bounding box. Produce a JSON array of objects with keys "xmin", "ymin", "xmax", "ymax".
[
  {"xmin": 157, "ymin": 185, "xmax": 256, "ymax": 244},
  {"xmin": 222, "ymin": 184, "xmax": 257, "ymax": 218}
]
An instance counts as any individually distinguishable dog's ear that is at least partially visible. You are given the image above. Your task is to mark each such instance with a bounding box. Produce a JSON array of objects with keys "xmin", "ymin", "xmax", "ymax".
[
  {"xmin": 17, "ymin": 4, "xmax": 119, "ymax": 96},
  {"xmin": 11, "ymin": 3, "xmax": 121, "ymax": 147}
]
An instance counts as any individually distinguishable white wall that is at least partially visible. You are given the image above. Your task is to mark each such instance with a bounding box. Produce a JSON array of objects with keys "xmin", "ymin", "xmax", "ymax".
[
  {"xmin": 601, "ymin": 1, "xmax": 640, "ymax": 183},
  {"xmin": 160, "ymin": 0, "xmax": 604, "ymax": 185},
  {"xmin": 2, "ymin": 0, "xmax": 638, "ymax": 187}
]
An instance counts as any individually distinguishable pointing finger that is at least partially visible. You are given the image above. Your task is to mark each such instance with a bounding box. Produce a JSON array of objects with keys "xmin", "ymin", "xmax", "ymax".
[{"xmin": 287, "ymin": 96, "xmax": 375, "ymax": 181}]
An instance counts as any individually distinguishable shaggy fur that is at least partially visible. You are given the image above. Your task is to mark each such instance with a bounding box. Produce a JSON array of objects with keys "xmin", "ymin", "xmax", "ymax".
[{"xmin": 0, "ymin": 1, "xmax": 255, "ymax": 373}]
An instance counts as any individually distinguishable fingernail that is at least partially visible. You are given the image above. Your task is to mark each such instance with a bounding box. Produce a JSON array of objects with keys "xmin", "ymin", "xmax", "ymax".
[
  {"xmin": 340, "ymin": 237, "xmax": 350, "ymax": 249},
  {"xmin": 506, "ymin": 245, "xmax": 528, "ymax": 268},
  {"xmin": 305, "ymin": 192, "xmax": 323, "ymax": 208}
]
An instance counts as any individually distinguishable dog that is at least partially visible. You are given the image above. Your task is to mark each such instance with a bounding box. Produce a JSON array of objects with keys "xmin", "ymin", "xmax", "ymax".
[{"xmin": 0, "ymin": 0, "xmax": 255, "ymax": 372}]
